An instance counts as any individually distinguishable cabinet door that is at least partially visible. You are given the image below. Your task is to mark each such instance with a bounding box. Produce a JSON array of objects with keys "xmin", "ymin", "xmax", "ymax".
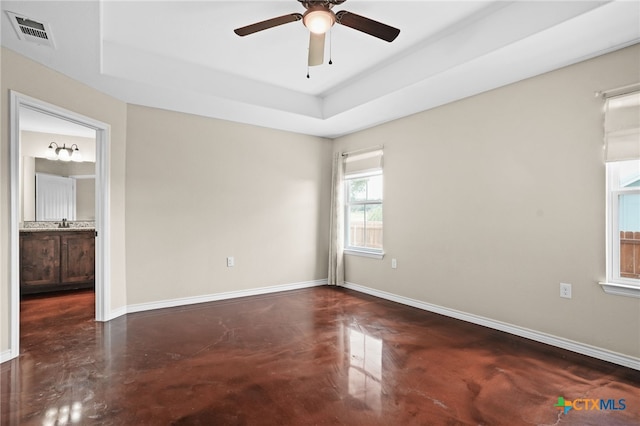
[
  {"xmin": 61, "ymin": 233, "xmax": 95, "ymax": 284},
  {"xmin": 20, "ymin": 234, "xmax": 60, "ymax": 287}
]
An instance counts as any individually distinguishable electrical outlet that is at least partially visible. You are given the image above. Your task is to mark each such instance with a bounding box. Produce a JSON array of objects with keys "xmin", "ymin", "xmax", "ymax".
[
  {"xmin": 560, "ymin": 283, "xmax": 572, "ymax": 299},
  {"xmin": 227, "ymin": 256, "xmax": 234, "ymax": 267},
  {"xmin": 391, "ymin": 258, "xmax": 397, "ymax": 269}
]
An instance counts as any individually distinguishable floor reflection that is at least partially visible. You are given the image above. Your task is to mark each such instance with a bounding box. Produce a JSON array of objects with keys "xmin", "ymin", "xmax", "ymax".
[
  {"xmin": 43, "ymin": 401, "xmax": 82, "ymax": 425},
  {"xmin": 347, "ymin": 327, "xmax": 382, "ymax": 413}
]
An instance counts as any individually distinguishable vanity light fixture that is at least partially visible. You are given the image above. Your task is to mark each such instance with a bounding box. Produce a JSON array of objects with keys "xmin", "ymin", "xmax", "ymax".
[{"xmin": 46, "ymin": 142, "xmax": 82, "ymax": 162}]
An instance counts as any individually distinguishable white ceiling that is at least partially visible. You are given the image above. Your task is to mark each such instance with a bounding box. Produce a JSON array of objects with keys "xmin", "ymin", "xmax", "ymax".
[
  {"xmin": 20, "ymin": 107, "xmax": 97, "ymax": 138},
  {"xmin": 2, "ymin": 1, "xmax": 639, "ymax": 138}
]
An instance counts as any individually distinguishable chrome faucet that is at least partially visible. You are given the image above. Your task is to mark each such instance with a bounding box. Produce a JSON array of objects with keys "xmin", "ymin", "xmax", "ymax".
[{"xmin": 59, "ymin": 218, "xmax": 69, "ymax": 228}]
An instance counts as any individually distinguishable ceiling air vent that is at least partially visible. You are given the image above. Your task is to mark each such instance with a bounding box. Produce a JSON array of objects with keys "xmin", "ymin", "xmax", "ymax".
[{"xmin": 6, "ymin": 11, "xmax": 55, "ymax": 48}]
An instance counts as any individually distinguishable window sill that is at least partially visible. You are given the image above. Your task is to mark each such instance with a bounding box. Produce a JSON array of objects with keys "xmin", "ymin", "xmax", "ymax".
[
  {"xmin": 344, "ymin": 249, "xmax": 384, "ymax": 260},
  {"xmin": 598, "ymin": 282, "xmax": 640, "ymax": 298}
]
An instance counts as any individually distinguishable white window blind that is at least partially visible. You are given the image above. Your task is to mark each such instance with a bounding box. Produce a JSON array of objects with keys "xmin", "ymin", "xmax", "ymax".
[
  {"xmin": 604, "ymin": 90, "xmax": 640, "ymax": 162},
  {"xmin": 344, "ymin": 149, "xmax": 383, "ymax": 176}
]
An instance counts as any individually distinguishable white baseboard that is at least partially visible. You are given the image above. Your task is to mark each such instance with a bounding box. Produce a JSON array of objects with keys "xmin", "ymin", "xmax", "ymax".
[
  {"xmin": 105, "ymin": 305, "xmax": 128, "ymax": 321},
  {"xmin": 342, "ymin": 281, "xmax": 640, "ymax": 371},
  {"xmin": 7, "ymin": 279, "xmax": 635, "ymax": 371},
  {"xmin": 125, "ymin": 279, "xmax": 328, "ymax": 315},
  {"xmin": 0, "ymin": 349, "xmax": 16, "ymax": 364}
]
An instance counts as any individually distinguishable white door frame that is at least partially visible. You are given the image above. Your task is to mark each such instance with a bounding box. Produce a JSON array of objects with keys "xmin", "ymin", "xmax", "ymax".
[{"xmin": 8, "ymin": 91, "xmax": 111, "ymax": 360}]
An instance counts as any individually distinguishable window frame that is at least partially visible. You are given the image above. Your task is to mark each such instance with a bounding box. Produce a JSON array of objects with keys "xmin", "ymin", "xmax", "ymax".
[
  {"xmin": 343, "ymin": 170, "xmax": 384, "ymax": 259},
  {"xmin": 601, "ymin": 159, "xmax": 640, "ymax": 298}
]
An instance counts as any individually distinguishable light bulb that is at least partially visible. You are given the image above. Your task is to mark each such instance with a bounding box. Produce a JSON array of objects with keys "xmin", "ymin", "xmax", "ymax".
[
  {"xmin": 71, "ymin": 146, "xmax": 82, "ymax": 162},
  {"xmin": 303, "ymin": 9, "xmax": 335, "ymax": 34},
  {"xmin": 46, "ymin": 145, "xmax": 58, "ymax": 160},
  {"xmin": 58, "ymin": 147, "xmax": 71, "ymax": 162}
]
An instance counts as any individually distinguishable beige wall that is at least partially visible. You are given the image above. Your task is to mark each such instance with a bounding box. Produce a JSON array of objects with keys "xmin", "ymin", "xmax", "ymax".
[
  {"xmin": 2, "ymin": 42, "xmax": 638, "ymax": 362},
  {"xmin": 75, "ymin": 178, "xmax": 96, "ymax": 221},
  {"xmin": 34, "ymin": 157, "xmax": 95, "ymax": 176},
  {"xmin": 125, "ymin": 105, "xmax": 331, "ymax": 304},
  {"xmin": 1, "ymin": 47, "xmax": 128, "ymax": 353},
  {"xmin": 334, "ymin": 44, "xmax": 640, "ymax": 358}
]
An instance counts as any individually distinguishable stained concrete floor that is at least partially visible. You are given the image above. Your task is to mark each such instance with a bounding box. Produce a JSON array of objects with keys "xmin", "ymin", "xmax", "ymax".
[{"xmin": 1, "ymin": 286, "xmax": 639, "ymax": 425}]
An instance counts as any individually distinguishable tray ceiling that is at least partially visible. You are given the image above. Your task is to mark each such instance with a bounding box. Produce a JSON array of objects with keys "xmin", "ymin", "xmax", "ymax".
[{"xmin": 2, "ymin": 1, "xmax": 639, "ymax": 138}]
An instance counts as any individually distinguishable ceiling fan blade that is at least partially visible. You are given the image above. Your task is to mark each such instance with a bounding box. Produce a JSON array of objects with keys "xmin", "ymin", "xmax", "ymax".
[
  {"xmin": 234, "ymin": 13, "xmax": 303, "ymax": 36},
  {"xmin": 308, "ymin": 32, "xmax": 325, "ymax": 66},
  {"xmin": 335, "ymin": 10, "xmax": 400, "ymax": 42}
]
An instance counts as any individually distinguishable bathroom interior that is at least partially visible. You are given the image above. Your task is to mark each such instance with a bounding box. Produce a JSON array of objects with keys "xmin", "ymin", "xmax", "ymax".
[{"xmin": 18, "ymin": 107, "xmax": 96, "ymax": 299}]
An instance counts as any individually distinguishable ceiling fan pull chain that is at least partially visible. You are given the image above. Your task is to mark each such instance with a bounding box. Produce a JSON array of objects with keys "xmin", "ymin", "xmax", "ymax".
[
  {"xmin": 329, "ymin": 28, "xmax": 333, "ymax": 65},
  {"xmin": 307, "ymin": 64, "xmax": 310, "ymax": 79}
]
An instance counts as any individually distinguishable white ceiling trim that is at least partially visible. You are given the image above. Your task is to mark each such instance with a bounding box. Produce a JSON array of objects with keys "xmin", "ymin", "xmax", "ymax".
[
  {"xmin": 321, "ymin": 0, "xmax": 609, "ymax": 119},
  {"xmin": 1, "ymin": 1, "xmax": 638, "ymax": 139},
  {"xmin": 101, "ymin": 40, "xmax": 324, "ymax": 119}
]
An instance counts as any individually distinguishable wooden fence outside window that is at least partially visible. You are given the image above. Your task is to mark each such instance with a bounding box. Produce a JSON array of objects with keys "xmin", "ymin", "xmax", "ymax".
[{"xmin": 621, "ymin": 231, "xmax": 640, "ymax": 279}]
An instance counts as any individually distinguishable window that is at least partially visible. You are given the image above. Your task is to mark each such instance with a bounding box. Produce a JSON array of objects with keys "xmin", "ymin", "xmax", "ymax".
[
  {"xmin": 601, "ymin": 89, "xmax": 640, "ymax": 297},
  {"xmin": 345, "ymin": 172, "xmax": 383, "ymax": 254},
  {"xmin": 606, "ymin": 160, "xmax": 640, "ymax": 285},
  {"xmin": 343, "ymin": 149, "xmax": 383, "ymax": 258}
]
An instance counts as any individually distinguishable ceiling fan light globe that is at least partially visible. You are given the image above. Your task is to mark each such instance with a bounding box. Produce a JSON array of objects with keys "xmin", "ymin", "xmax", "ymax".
[{"xmin": 303, "ymin": 9, "xmax": 335, "ymax": 34}]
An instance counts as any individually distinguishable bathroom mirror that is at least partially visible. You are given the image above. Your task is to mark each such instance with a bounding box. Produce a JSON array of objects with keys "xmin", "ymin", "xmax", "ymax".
[{"xmin": 33, "ymin": 158, "xmax": 95, "ymax": 221}]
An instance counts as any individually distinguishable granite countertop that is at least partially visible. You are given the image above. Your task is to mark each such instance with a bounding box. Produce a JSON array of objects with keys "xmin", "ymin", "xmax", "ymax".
[
  {"xmin": 20, "ymin": 227, "xmax": 96, "ymax": 232},
  {"xmin": 20, "ymin": 221, "xmax": 95, "ymax": 232}
]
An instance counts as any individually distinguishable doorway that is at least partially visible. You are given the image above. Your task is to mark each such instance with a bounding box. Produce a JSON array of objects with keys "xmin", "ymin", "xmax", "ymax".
[{"xmin": 8, "ymin": 91, "xmax": 111, "ymax": 361}]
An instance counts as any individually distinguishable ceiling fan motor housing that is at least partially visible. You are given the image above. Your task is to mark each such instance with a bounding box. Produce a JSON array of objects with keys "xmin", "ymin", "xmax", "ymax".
[{"xmin": 299, "ymin": 0, "xmax": 346, "ymax": 9}]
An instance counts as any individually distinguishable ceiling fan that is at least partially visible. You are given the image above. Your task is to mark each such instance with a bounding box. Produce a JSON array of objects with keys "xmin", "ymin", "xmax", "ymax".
[{"xmin": 234, "ymin": 0, "xmax": 400, "ymax": 68}]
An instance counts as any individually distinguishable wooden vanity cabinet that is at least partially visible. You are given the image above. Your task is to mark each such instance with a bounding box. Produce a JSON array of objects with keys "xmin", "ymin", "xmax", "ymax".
[
  {"xmin": 19, "ymin": 233, "xmax": 60, "ymax": 287},
  {"xmin": 20, "ymin": 230, "xmax": 95, "ymax": 294}
]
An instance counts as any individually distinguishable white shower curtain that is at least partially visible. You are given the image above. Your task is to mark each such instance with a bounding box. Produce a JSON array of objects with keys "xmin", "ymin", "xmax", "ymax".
[{"xmin": 327, "ymin": 152, "xmax": 345, "ymax": 286}]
